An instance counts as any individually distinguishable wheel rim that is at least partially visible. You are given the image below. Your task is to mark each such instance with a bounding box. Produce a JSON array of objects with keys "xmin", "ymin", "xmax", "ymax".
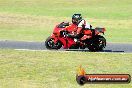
[
  {"xmin": 88, "ymin": 37, "xmax": 106, "ymax": 51},
  {"xmin": 47, "ymin": 38, "xmax": 62, "ymax": 49},
  {"xmin": 47, "ymin": 38, "xmax": 55, "ymax": 48},
  {"xmin": 98, "ymin": 38, "xmax": 106, "ymax": 48}
]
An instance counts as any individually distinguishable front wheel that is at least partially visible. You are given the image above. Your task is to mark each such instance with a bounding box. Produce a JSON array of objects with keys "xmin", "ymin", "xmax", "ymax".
[
  {"xmin": 45, "ymin": 37, "xmax": 62, "ymax": 49},
  {"xmin": 87, "ymin": 35, "xmax": 106, "ymax": 52}
]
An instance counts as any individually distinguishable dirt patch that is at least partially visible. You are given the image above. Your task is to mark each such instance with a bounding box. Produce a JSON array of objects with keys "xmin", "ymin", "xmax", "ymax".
[{"xmin": 0, "ymin": 13, "xmax": 60, "ymax": 27}]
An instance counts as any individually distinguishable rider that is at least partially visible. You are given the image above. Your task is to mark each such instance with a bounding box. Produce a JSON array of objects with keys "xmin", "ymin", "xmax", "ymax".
[{"xmin": 67, "ymin": 14, "xmax": 92, "ymax": 38}]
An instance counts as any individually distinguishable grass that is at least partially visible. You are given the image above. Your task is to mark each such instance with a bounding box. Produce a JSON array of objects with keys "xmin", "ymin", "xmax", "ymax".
[
  {"xmin": 0, "ymin": 0, "xmax": 131, "ymax": 19},
  {"xmin": 0, "ymin": 0, "xmax": 131, "ymax": 43},
  {"xmin": 0, "ymin": 49, "xmax": 131, "ymax": 88},
  {"xmin": 0, "ymin": 0, "xmax": 132, "ymax": 88}
]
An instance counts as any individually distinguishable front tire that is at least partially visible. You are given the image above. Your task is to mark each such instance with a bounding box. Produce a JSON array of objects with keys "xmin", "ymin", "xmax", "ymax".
[{"xmin": 45, "ymin": 37, "xmax": 62, "ymax": 49}]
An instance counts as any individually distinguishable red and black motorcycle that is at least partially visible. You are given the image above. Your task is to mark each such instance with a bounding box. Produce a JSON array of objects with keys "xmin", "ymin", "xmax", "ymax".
[{"xmin": 45, "ymin": 22, "xmax": 106, "ymax": 51}]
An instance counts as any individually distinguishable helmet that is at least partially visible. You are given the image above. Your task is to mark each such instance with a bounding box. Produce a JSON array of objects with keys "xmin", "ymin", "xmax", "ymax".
[{"xmin": 72, "ymin": 14, "xmax": 82, "ymax": 24}]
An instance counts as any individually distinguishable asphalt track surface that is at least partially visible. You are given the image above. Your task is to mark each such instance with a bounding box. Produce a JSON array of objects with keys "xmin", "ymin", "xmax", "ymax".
[{"xmin": 0, "ymin": 40, "xmax": 132, "ymax": 53}]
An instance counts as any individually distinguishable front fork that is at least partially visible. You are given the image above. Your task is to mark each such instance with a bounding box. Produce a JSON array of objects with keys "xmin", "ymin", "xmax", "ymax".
[{"xmin": 51, "ymin": 34, "xmax": 68, "ymax": 49}]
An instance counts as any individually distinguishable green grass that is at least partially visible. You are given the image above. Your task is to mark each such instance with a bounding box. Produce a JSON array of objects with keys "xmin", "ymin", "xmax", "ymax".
[
  {"xmin": 0, "ymin": 0, "xmax": 131, "ymax": 19},
  {"xmin": 0, "ymin": 1, "xmax": 132, "ymax": 88},
  {"xmin": 0, "ymin": 0, "xmax": 132, "ymax": 43},
  {"xmin": 0, "ymin": 49, "xmax": 131, "ymax": 88}
]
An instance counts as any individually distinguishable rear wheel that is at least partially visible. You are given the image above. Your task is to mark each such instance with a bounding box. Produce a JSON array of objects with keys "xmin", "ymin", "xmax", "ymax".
[
  {"xmin": 87, "ymin": 35, "xmax": 106, "ymax": 52},
  {"xmin": 45, "ymin": 37, "xmax": 62, "ymax": 49}
]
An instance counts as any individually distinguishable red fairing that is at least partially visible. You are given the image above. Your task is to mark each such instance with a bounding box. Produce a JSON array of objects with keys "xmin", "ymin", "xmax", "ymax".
[
  {"xmin": 53, "ymin": 25, "xmax": 66, "ymax": 37},
  {"xmin": 51, "ymin": 23, "xmax": 77, "ymax": 48},
  {"xmin": 65, "ymin": 38, "xmax": 76, "ymax": 48},
  {"xmin": 57, "ymin": 37, "xmax": 76, "ymax": 49}
]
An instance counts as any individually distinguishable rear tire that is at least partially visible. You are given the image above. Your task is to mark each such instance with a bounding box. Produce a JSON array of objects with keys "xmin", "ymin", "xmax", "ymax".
[
  {"xmin": 45, "ymin": 37, "xmax": 62, "ymax": 49},
  {"xmin": 87, "ymin": 35, "xmax": 106, "ymax": 52}
]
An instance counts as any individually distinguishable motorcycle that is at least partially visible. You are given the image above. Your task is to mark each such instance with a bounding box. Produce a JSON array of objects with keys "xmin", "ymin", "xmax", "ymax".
[{"xmin": 45, "ymin": 22, "xmax": 106, "ymax": 52}]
